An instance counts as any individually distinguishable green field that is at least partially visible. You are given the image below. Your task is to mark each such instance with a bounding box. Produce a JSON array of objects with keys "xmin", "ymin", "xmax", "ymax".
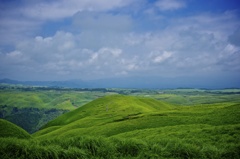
[{"xmin": 0, "ymin": 86, "xmax": 240, "ymax": 158}]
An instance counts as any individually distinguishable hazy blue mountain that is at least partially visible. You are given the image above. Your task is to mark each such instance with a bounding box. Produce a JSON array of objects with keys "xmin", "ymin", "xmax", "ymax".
[{"xmin": 0, "ymin": 75, "xmax": 239, "ymax": 89}]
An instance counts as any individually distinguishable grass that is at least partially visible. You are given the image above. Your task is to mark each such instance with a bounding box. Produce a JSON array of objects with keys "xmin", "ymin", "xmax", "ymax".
[
  {"xmin": 0, "ymin": 87, "xmax": 240, "ymax": 158},
  {"xmin": 31, "ymin": 95, "xmax": 240, "ymax": 158},
  {"xmin": 37, "ymin": 95, "xmax": 173, "ymax": 130},
  {"xmin": 0, "ymin": 91, "xmax": 103, "ymax": 110},
  {"xmin": 34, "ymin": 95, "xmax": 240, "ymax": 139},
  {"xmin": 140, "ymin": 88, "xmax": 240, "ymax": 105},
  {"xmin": 0, "ymin": 89, "xmax": 108, "ymax": 133},
  {"xmin": 1, "ymin": 133, "xmax": 239, "ymax": 159},
  {"xmin": 0, "ymin": 119, "xmax": 31, "ymax": 139}
]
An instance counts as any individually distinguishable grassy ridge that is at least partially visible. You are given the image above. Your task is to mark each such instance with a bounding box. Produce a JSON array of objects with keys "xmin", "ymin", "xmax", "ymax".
[
  {"xmin": 1, "ymin": 94, "xmax": 240, "ymax": 158},
  {"xmin": 0, "ymin": 91, "xmax": 104, "ymax": 110},
  {"xmin": 0, "ymin": 89, "xmax": 108, "ymax": 133},
  {"xmin": 34, "ymin": 95, "xmax": 240, "ymax": 139},
  {"xmin": 35, "ymin": 95, "xmax": 173, "ymax": 138},
  {"xmin": 0, "ymin": 119, "xmax": 31, "ymax": 139},
  {"xmin": 1, "ymin": 106, "xmax": 67, "ymax": 133},
  {"xmin": 40, "ymin": 95, "xmax": 171, "ymax": 128},
  {"xmin": 1, "ymin": 86, "xmax": 239, "ymax": 134},
  {"xmin": 147, "ymin": 89, "xmax": 240, "ymax": 105}
]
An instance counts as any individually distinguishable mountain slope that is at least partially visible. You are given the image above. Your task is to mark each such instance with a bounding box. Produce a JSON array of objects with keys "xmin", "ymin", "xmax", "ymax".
[
  {"xmin": 41, "ymin": 95, "xmax": 172, "ymax": 127},
  {"xmin": 2, "ymin": 95, "xmax": 240, "ymax": 159},
  {"xmin": 34, "ymin": 95, "xmax": 240, "ymax": 142},
  {"xmin": 34, "ymin": 95, "xmax": 174, "ymax": 138},
  {"xmin": 0, "ymin": 119, "xmax": 31, "ymax": 139}
]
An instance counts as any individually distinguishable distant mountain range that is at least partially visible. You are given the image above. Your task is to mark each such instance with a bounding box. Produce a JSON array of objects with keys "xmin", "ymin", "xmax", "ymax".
[
  {"xmin": 0, "ymin": 78, "xmax": 89, "ymax": 88},
  {"xmin": 0, "ymin": 76, "xmax": 239, "ymax": 89}
]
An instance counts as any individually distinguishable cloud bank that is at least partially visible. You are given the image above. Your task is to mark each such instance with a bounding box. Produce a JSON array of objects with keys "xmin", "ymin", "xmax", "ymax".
[{"xmin": 0, "ymin": 0, "xmax": 239, "ymax": 87}]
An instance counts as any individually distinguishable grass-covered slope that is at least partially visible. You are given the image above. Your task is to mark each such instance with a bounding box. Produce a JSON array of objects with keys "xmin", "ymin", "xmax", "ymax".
[
  {"xmin": 42, "ymin": 95, "xmax": 171, "ymax": 126},
  {"xmin": 0, "ymin": 119, "xmax": 31, "ymax": 139},
  {"xmin": 0, "ymin": 91, "xmax": 94, "ymax": 110},
  {"xmin": 34, "ymin": 95, "xmax": 173, "ymax": 137},
  {"xmin": 1, "ymin": 94, "xmax": 240, "ymax": 158},
  {"xmin": 0, "ymin": 89, "xmax": 106, "ymax": 133},
  {"xmin": 34, "ymin": 95, "xmax": 240, "ymax": 139}
]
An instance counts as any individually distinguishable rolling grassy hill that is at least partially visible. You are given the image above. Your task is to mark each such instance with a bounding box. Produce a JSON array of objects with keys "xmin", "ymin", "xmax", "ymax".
[
  {"xmin": 31, "ymin": 95, "xmax": 240, "ymax": 158},
  {"xmin": 34, "ymin": 95, "xmax": 240, "ymax": 138},
  {"xmin": 1, "ymin": 85, "xmax": 239, "ymax": 135},
  {"xmin": 1, "ymin": 95, "xmax": 240, "ymax": 158},
  {"xmin": 0, "ymin": 119, "xmax": 31, "ymax": 139},
  {"xmin": 34, "ymin": 95, "xmax": 173, "ymax": 138},
  {"xmin": 0, "ymin": 88, "xmax": 109, "ymax": 133},
  {"xmin": 41, "ymin": 95, "xmax": 172, "ymax": 126}
]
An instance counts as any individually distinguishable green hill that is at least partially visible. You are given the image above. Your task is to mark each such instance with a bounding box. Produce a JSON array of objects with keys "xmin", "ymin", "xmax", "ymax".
[
  {"xmin": 1, "ymin": 95, "xmax": 240, "ymax": 158},
  {"xmin": 34, "ymin": 95, "xmax": 239, "ymax": 139},
  {"xmin": 0, "ymin": 89, "xmax": 102, "ymax": 133},
  {"xmin": 33, "ymin": 94, "xmax": 240, "ymax": 140},
  {"xmin": 0, "ymin": 119, "xmax": 31, "ymax": 139},
  {"xmin": 34, "ymin": 95, "xmax": 173, "ymax": 137}
]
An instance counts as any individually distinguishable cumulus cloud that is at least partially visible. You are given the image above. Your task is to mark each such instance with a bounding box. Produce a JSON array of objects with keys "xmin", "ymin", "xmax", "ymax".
[
  {"xmin": 0, "ymin": 0, "xmax": 135, "ymax": 47},
  {"xmin": 88, "ymin": 47, "xmax": 122, "ymax": 64},
  {"xmin": 2, "ymin": 11, "xmax": 240, "ymax": 80},
  {"xmin": 0, "ymin": 30, "xmax": 133, "ymax": 79},
  {"xmin": 151, "ymin": 51, "xmax": 172, "ymax": 63},
  {"xmin": 0, "ymin": 0, "xmax": 240, "ymax": 81}
]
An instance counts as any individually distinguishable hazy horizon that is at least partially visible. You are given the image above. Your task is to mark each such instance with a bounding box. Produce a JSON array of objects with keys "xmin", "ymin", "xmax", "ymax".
[{"xmin": 0, "ymin": 0, "xmax": 240, "ymax": 88}]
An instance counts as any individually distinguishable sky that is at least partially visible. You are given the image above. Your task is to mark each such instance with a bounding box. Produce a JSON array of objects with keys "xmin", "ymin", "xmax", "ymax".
[{"xmin": 0, "ymin": 0, "xmax": 240, "ymax": 88}]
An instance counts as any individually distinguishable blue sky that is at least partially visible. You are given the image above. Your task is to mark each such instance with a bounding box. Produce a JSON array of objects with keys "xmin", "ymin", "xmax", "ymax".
[{"xmin": 0, "ymin": 0, "xmax": 240, "ymax": 88}]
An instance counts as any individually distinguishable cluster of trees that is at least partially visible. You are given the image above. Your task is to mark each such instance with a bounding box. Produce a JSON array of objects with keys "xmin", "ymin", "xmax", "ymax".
[{"xmin": 0, "ymin": 105, "xmax": 68, "ymax": 133}]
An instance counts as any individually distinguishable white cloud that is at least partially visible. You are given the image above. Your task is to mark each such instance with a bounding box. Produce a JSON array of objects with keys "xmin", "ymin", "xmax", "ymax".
[
  {"xmin": 0, "ymin": 1, "xmax": 240, "ymax": 81},
  {"xmin": 6, "ymin": 51, "xmax": 22, "ymax": 58},
  {"xmin": 0, "ymin": 0, "xmax": 136, "ymax": 47},
  {"xmin": 21, "ymin": 0, "xmax": 135, "ymax": 20},
  {"xmin": 88, "ymin": 47, "xmax": 122, "ymax": 64},
  {"xmin": 126, "ymin": 64, "xmax": 138, "ymax": 71},
  {"xmin": 155, "ymin": 0, "xmax": 186, "ymax": 11},
  {"xmin": 152, "ymin": 51, "xmax": 172, "ymax": 63},
  {"xmin": 0, "ymin": 30, "xmax": 130, "ymax": 79},
  {"xmin": 4, "ymin": 50, "xmax": 31, "ymax": 66}
]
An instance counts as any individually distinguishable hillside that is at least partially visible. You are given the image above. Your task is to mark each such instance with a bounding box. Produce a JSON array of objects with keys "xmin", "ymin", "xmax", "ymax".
[
  {"xmin": 35, "ymin": 95, "xmax": 173, "ymax": 137},
  {"xmin": 30, "ymin": 95, "xmax": 240, "ymax": 158},
  {"xmin": 1, "ymin": 84, "xmax": 240, "ymax": 135},
  {"xmin": 0, "ymin": 86, "xmax": 108, "ymax": 133},
  {"xmin": 0, "ymin": 119, "xmax": 31, "ymax": 139},
  {"xmin": 34, "ymin": 95, "xmax": 240, "ymax": 139},
  {"xmin": 1, "ymin": 95, "xmax": 240, "ymax": 158}
]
